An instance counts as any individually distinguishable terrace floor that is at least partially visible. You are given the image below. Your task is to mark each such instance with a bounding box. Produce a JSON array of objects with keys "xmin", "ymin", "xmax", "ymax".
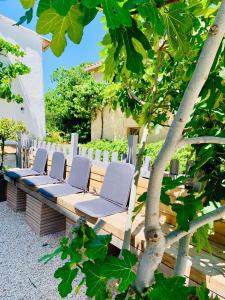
[{"xmin": 0, "ymin": 202, "xmax": 85, "ymax": 300}]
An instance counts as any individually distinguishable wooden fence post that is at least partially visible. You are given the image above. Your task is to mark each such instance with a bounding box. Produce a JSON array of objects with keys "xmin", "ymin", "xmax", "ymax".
[
  {"xmin": 127, "ymin": 135, "xmax": 138, "ymax": 165},
  {"xmin": 16, "ymin": 134, "xmax": 22, "ymax": 168},
  {"xmin": 70, "ymin": 133, "xmax": 79, "ymax": 161}
]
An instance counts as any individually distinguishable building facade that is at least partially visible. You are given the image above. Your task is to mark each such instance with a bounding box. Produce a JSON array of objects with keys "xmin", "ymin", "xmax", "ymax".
[
  {"xmin": 0, "ymin": 15, "xmax": 49, "ymax": 138},
  {"xmin": 86, "ymin": 63, "xmax": 169, "ymax": 142}
]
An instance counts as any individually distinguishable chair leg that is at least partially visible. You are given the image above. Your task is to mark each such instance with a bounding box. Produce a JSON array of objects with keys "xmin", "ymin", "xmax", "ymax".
[
  {"xmin": 26, "ymin": 195, "xmax": 66, "ymax": 236},
  {"xmin": 7, "ymin": 182, "xmax": 26, "ymax": 211}
]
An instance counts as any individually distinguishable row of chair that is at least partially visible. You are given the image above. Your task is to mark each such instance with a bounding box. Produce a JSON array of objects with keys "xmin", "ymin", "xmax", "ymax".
[
  {"xmin": 6, "ymin": 148, "xmax": 135, "ymax": 218},
  {"xmin": 5, "ymin": 149, "xmax": 225, "ymax": 298}
]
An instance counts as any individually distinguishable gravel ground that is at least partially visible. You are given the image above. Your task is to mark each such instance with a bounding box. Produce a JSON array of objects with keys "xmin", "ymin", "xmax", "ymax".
[{"xmin": 0, "ymin": 202, "xmax": 86, "ymax": 300}]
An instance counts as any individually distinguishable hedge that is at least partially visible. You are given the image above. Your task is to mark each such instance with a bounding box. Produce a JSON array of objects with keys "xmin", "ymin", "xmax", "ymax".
[{"xmin": 80, "ymin": 139, "xmax": 194, "ymax": 173}]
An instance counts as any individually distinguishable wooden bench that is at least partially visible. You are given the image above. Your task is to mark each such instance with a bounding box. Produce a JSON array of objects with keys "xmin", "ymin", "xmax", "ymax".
[{"xmin": 4, "ymin": 160, "xmax": 225, "ymax": 299}]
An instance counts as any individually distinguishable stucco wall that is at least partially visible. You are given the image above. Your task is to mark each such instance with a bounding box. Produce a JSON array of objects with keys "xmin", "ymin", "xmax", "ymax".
[
  {"xmin": 91, "ymin": 105, "xmax": 169, "ymax": 142},
  {"xmin": 0, "ymin": 16, "xmax": 46, "ymax": 138}
]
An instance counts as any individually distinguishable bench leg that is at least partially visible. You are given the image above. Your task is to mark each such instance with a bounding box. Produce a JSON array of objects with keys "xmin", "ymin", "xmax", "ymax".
[
  {"xmin": 26, "ymin": 195, "xmax": 66, "ymax": 236},
  {"xmin": 7, "ymin": 182, "xmax": 26, "ymax": 211},
  {"xmin": 66, "ymin": 217, "xmax": 75, "ymax": 236}
]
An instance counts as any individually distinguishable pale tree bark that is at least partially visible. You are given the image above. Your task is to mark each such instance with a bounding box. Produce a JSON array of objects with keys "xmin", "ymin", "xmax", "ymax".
[
  {"xmin": 178, "ymin": 136, "xmax": 225, "ymax": 147},
  {"xmin": 122, "ymin": 126, "xmax": 149, "ymax": 251},
  {"xmin": 166, "ymin": 204, "xmax": 225, "ymax": 247},
  {"xmin": 135, "ymin": 1, "xmax": 225, "ymax": 291},
  {"xmin": 174, "ymin": 234, "xmax": 192, "ymax": 276}
]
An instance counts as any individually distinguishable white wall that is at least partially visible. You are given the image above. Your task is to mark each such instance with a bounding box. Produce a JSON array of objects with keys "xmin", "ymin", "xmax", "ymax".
[
  {"xmin": 0, "ymin": 16, "xmax": 46, "ymax": 138},
  {"xmin": 91, "ymin": 105, "xmax": 169, "ymax": 142}
]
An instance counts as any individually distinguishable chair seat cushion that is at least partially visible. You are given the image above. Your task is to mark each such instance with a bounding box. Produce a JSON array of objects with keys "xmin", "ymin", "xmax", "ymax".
[
  {"xmin": 38, "ymin": 183, "xmax": 83, "ymax": 199},
  {"xmin": 74, "ymin": 197, "xmax": 127, "ymax": 218},
  {"xmin": 22, "ymin": 175, "xmax": 59, "ymax": 187},
  {"xmin": 6, "ymin": 168, "xmax": 40, "ymax": 179}
]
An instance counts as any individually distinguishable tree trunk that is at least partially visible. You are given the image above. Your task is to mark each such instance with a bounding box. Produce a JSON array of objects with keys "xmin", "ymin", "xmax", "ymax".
[
  {"xmin": 174, "ymin": 234, "xmax": 192, "ymax": 276},
  {"xmin": 0, "ymin": 139, "xmax": 5, "ymax": 170},
  {"xmin": 100, "ymin": 109, "xmax": 104, "ymax": 139},
  {"xmin": 135, "ymin": 1, "xmax": 225, "ymax": 291},
  {"xmin": 121, "ymin": 126, "xmax": 149, "ymax": 251}
]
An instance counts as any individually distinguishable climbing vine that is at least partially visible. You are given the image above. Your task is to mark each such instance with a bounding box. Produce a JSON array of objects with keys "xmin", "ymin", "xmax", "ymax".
[{"xmin": 0, "ymin": 37, "xmax": 30, "ymax": 103}]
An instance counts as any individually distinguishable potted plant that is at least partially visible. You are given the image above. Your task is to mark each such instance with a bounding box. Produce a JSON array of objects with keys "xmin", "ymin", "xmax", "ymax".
[{"xmin": 0, "ymin": 118, "xmax": 27, "ymax": 201}]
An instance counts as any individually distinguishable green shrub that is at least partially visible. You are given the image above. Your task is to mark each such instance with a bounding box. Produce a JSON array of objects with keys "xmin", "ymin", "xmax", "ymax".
[
  {"xmin": 80, "ymin": 139, "xmax": 128, "ymax": 158},
  {"xmin": 81, "ymin": 139, "xmax": 194, "ymax": 173},
  {"xmin": 45, "ymin": 131, "xmax": 65, "ymax": 144}
]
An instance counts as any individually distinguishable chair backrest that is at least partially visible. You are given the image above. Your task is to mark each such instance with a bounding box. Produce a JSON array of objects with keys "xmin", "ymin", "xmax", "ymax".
[
  {"xmin": 32, "ymin": 148, "xmax": 48, "ymax": 174},
  {"xmin": 49, "ymin": 152, "xmax": 66, "ymax": 180},
  {"xmin": 67, "ymin": 156, "xmax": 91, "ymax": 191},
  {"xmin": 100, "ymin": 162, "xmax": 134, "ymax": 208}
]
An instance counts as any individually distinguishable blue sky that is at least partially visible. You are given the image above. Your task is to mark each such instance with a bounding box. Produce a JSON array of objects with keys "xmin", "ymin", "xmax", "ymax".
[{"xmin": 0, "ymin": 0, "xmax": 105, "ymax": 90}]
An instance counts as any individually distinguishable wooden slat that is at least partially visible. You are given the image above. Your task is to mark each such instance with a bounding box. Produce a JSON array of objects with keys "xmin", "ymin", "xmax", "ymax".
[
  {"xmin": 6, "ymin": 182, "xmax": 26, "ymax": 211},
  {"xmin": 26, "ymin": 195, "xmax": 66, "ymax": 236}
]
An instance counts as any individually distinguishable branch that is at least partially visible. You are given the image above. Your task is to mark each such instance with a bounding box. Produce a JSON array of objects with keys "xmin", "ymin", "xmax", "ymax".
[
  {"xmin": 178, "ymin": 136, "xmax": 225, "ymax": 148},
  {"xmin": 127, "ymin": 89, "xmax": 145, "ymax": 105},
  {"xmin": 157, "ymin": 0, "xmax": 180, "ymax": 8},
  {"xmin": 166, "ymin": 205, "xmax": 225, "ymax": 247}
]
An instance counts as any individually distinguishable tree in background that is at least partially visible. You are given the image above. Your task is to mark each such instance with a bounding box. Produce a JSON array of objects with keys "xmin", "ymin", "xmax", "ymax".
[
  {"xmin": 0, "ymin": 37, "xmax": 30, "ymax": 103},
  {"xmin": 45, "ymin": 64, "xmax": 107, "ymax": 143},
  {"xmin": 0, "ymin": 118, "xmax": 27, "ymax": 170}
]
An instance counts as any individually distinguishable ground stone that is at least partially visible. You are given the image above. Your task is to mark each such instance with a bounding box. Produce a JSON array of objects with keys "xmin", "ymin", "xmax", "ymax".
[{"xmin": 0, "ymin": 202, "xmax": 86, "ymax": 300}]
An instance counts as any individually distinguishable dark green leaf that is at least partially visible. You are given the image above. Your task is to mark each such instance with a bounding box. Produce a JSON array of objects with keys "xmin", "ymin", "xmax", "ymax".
[
  {"xmin": 52, "ymin": 0, "xmax": 77, "ymax": 16},
  {"xmin": 54, "ymin": 263, "xmax": 79, "ymax": 298},
  {"xmin": 102, "ymin": 249, "xmax": 138, "ymax": 292},
  {"xmin": 85, "ymin": 234, "xmax": 112, "ymax": 260},
  {"xmin": 172, "ymin": 194, "xmax": 203, "ymax": 231},
  {"xmin": 148, "ymin": 273, "xmax": 196, "ymax": 300},
  {"xmin": 102, "ymin": 0, "xmax": 132, "ymax": 29},
  {"xmin": 83, "ymin": 260, "xmax": 109, "ymax": 300},
  {"xmin": 37, "ymin": 0, "xmax": 51, "ymax": 16}
]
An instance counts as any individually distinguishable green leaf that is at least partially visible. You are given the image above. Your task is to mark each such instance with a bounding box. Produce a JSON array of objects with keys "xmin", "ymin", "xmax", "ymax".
[
  {"xmin": 102, "ymin": 0, "xmax": 132, "ymax": 29},
  {"xmin": 36, "ymin": 8, "xmax": 61, "ymax": 34},
  {"xmin": 82, "ymin": 0, "xmax": 100, "ymax": 9},
  {"xmin": 163, "ymin": 2, "xmax": 192, "ymax": 54},
  {"xmin": 196, "ymin": 284, "xmax": 220, "ymax": 300},
  {"xmin": 67, "ymin": 6, "xmax": 85, "ymax": 44},
  {"xmin": 102, "ymin": 249, "xmax": 138, "ymax": 292},
  {"xmin": 83, "ymin": 260, "xmax": 109, "ymax": 300},
  {"xmin": 38, "ymin": 246, "xmax": 62, "ymax": 264},
  {"xmin": 20, "ymin": 0, "xmax": 35, "ymax": 9},
  {"xmin": 36, "ymin": 6, "xmax": 86, "ymax": 56},
  {"xmin": 148, "ymin": 273, "xmax": 196, "ymax": 300},
  {"xmin": 37, "ymin": 0, "xmax": 52, "ymax": 17},
  {"xmin": 36, "ymin": 8, "xmax": 67, "ymax": 56},
  {"xmin": 110, "ymin": 20, "xmax": 151, "ymax": 74},
  {"xmin": 54, "ymin": 263, "xmax": 79, "ymax": 298},
  {"xmin": 52, "ymin": 0, "xmax": 77, "ymax": 16},
  {"xmin": 50, "ymin": 16, "xmax": 69, "ymax": 56},
  {"xmin": 172, "ymin": 194, "xmax": 203, "ymax": 231},
  {"xmin": 192, "ymin": 224, "xmax": 212, "ymax": 254},
  {"xmin": 82, "ymin": 5, "xmax": 98, "ymax": 26},
  {"xmin": 85, "ymin": 234, "xmax": 112, "ymax": 260},
  {"xmin": 16, "ymin": 8, "xmax": 33, "ymax": 25},
  {"xmin": 104, "ymin": 46, "xmax": 116, "ymax": 81},
  {"xmin": 137, "ymin": 0, "xmax": 165, "ymax": 35},
  {"xmin": 161, "ymin": 176, "xmax": 186, "ymax": 205}
]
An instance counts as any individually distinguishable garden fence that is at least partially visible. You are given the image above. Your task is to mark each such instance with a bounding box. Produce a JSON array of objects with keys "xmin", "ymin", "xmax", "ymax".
[{"xmin": 19, "ymin": 133, "xmax": 194, "ymax": 180}]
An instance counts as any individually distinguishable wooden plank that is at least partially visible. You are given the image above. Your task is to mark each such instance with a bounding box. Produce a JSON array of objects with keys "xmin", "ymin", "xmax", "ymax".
[{"xmin": 6, "ymin": 183, "xmax": 26, "ymax": 211}]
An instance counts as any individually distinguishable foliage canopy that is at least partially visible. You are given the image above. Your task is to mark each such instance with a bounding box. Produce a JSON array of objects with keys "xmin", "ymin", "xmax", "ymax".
[{"xmin": 45, "ymin": 64, "xmax": 107, "ymax": 143}]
